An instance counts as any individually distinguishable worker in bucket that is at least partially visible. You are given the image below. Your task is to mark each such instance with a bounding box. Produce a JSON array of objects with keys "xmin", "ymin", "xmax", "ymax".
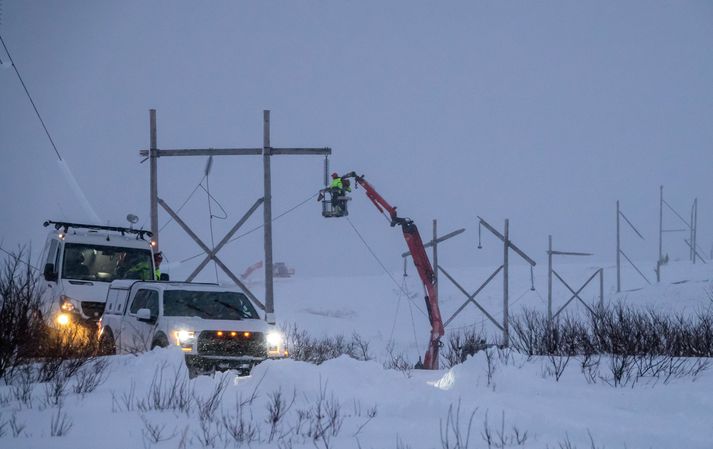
[{"xmin": 329, "ymin": 172, "xmax": 351, "ymax": 214}]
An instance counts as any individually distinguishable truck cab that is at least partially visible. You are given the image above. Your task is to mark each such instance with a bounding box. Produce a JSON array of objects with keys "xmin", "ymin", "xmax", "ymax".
[
  {"xmin": 99, "ymin": 281, "xmax": 287, "ymax": 376},
  {"xmin": 39, "ymin": 220, "xmax": 156, "ymax": 329}
]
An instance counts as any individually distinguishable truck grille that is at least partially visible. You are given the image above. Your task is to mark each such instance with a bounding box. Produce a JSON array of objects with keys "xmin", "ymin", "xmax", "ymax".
[
  {"xmin": 197, "ymin": 331, "xmax": 266, "ymax": 358},
  {"xmin": 81, "ymin": 301, "xmax": 105, "ymax": 319}
]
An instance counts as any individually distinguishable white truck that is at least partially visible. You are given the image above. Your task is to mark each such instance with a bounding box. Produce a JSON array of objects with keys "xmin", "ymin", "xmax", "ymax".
[
  {"xmin": 98, "ymin": 280, "xmax": 287, "ymax": 375},
  {"xmin": 39, "ymin": 220, "xmax": 159, "ymax": 329}
]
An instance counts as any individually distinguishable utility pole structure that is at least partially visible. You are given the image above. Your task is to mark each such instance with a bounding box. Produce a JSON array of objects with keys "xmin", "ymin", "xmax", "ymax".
[
  {"xmin": 657, "ymin": 185, "xmax": 663, "ymax": 282},
  {"xmin": 547, "ymin": 234, "xmax": 600, "ymax": 321},
  {"xmin": 432, "ymin": 219, "xmax": 438, "ymax": 300},
  {"xmin": 616, "ymin": 200, "xmax": 621, "ymax": 292},
  {"xmin": 141, "ymin": 109, "xmax": 331, "ymax": 323},
  {"xmin": 615, "ymin": 200, "xmax": 649, "ymax": 292},
  {"xmin": 150, "ymin": 109, "xmax": 159, "ymax": 250},
  {"xmin": 263, "ymin": 111, "xmax": 275, "ymax": 322},
  {"xmin": 503, "ymin": 219, "xmax": 509, "ymax": 346}
]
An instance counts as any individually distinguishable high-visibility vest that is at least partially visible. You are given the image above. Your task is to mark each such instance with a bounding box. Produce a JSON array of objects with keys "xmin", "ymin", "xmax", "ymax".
[{"xmin": 330, "ymin": 178, "xmax": 343, "ymax": 189}]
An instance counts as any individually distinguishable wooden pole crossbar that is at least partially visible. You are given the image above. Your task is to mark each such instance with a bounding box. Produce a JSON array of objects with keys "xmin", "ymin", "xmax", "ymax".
[{"xmin": 144, "ymin": 110, "xmax": 330, "ymax": 322}]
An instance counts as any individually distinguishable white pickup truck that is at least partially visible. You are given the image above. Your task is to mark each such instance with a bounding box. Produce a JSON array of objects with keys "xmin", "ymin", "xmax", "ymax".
[{"xmin": 98, "ymin": 280, "xmax": 287, "ymax": 375}]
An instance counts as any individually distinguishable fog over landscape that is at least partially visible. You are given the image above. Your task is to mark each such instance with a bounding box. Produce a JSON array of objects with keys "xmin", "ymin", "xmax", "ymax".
[{"xmin": 1, "ymin": 1, "xmax": 712, "ymax": 279}]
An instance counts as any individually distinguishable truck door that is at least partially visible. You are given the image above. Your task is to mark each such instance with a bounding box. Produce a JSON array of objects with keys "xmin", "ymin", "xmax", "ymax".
[
  {"xmin": 40, "ymin": 238, "xmax": 62, "ymax": 316},
  {"xmin": 120, "ymin": 288, "xmax": 159, "ymax": 353}
]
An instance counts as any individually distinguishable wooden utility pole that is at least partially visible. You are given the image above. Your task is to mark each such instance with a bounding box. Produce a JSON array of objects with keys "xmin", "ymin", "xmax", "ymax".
[
  {"xmin": 263, "ymin": 111, "xmax": 275, "ymax": 323},
  {"xmin": 142, "ymin": 109, "xmax": 330, "ymax": 323},
  {"xmin": 502, "ymin": 219, "xmax": 509, "ymax": 347},
  {"xmin": 150, "ymin": 109, "xmax": 158, "ymax": 250},
  {"xmin": 616, "ymin": 200, "xmax": 621, "ymax": 293},
  {"xmin": 432, "ymin": 219, "xmax": 438, "ymax": 299},
  {"xmin": 547, "ymin": 235, "xmax": 553, "ymax": 321},
  {"xmin": 657, "ymin": 186, "xmax": 663, "ymax": 282}
]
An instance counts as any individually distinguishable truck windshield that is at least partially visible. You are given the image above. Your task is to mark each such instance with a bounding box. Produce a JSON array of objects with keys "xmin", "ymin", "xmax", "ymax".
[
  {"xmin": 62, "ymin": 243, "xmax": 153, "ymax": 282},
  {"xmin": 163, "ymin": 290, "xmax": 259, "ymax": 320}
]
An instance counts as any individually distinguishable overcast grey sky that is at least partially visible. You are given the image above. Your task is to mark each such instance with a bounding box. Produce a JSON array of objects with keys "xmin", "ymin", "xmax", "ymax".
[{"xmin": 1, "ymin": 1, "xmax": 712, "ymax": 281}]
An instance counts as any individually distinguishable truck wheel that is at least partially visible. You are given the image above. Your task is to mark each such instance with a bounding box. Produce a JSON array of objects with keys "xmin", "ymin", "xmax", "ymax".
[
  {"xmin": 98, "ymin": 330, "xmax": 116, "ymax": 355},
  {"xmin": 151, "ymin": 334, "xmax": 169, "ymax": 349}
]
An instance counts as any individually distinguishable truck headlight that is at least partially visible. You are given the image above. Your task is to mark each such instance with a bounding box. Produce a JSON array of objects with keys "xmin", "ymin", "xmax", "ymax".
[
  {"xmin": 174, "ymin": 330, "xmax": 196, "ymax": 348},
  {"xmin": 266, "ymin": 331, "xmax": 284, "ymax": 348},
  {"xmin": 56, "ymin": 313, "xmax": 71, "ymax": 326},
  {"xmin": 59, "ymin": 295, "xmax": 75, "ymax": 312}
]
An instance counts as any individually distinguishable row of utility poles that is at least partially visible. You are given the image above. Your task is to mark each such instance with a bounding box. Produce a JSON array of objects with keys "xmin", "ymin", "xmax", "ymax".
[
  {"xmin": 617, "ymin": 185, "xmax": 704, "ymax": 292},
  {"xmin": 140, "ymin": 110, "xmax": 703, "ymax": 342}
]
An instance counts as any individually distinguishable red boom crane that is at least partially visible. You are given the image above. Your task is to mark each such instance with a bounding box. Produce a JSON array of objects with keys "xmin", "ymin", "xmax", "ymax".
[{"xmin": 322, "ymin": 171, "xmax": 444, "ymax": 369}]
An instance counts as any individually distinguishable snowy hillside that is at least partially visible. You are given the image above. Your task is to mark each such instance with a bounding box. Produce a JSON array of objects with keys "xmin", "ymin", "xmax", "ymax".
[{"xmin": 1, "ymin": 262, "xmax": 712, "ymax": 448}]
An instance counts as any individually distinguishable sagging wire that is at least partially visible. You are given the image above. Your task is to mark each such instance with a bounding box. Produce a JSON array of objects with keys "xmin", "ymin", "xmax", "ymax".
[
  {"xmin": 344, "ymin": 216, "xmax": 427, "ymax": 318},
  {"xmin": 0, "ymin": 245, "xmax": 40, "ymax": 272},
  {"xmin": 159, "ymin": 174, "xmax": 206, "ymax": 232},
  {"xmin": 179, "ymin": 192, "xmax": 318, "ymax": 264},
  {"xmin": 204, "ymin": 156, "xmax": 221, "ymax": 283},
  {"xmin": 0, "ymin": 33, "xmax": 62, "ymax": 161}
]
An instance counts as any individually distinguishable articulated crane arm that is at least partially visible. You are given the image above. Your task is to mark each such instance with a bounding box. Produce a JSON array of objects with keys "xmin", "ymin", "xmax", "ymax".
[{"xmin": 340, "ymin": 171, "xmax": 444, "ymax": 369}]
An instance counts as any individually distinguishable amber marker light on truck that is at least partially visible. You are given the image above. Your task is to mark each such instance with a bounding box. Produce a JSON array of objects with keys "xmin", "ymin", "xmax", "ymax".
[{"xmin": 56, "ymin": 313, "xmax": 70, "ymax": 326}]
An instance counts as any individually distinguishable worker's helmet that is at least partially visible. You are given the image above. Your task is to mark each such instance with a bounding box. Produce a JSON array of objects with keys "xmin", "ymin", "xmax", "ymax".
[
  {"xmin": 331, "ymin": 172, "xmax": 339, "ymax": 179},
  {"xmin": 153, "ymin": 251, "xmax": 163, "ymax": 264}
]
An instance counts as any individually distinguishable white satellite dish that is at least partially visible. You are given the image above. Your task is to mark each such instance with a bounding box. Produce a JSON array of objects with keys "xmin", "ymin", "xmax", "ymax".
[{"xmin": 126, "ymin": 214, "xmax": 139, "ymax": 225}]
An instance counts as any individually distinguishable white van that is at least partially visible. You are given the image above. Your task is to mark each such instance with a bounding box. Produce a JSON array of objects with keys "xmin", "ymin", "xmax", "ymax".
[{"xmin": 39, "ymin": 220, "xmax": 158, "ymax": 328}]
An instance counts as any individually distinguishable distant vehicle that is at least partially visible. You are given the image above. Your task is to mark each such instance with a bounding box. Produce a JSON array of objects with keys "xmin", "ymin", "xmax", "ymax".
[
  {"xmin": 273, "ymin": 262, "xmax": 295, "ymax": 278},
  {"xmin": 240, "ymin": 261, "xmax": 294, "ymax": 280},
  {"xmin": 99, "ymin": 280, "xmax": 287, "ymax": 376},
  {"xmin": 39, "ymin": 220, "xmax": 159, "ymax": 329}
]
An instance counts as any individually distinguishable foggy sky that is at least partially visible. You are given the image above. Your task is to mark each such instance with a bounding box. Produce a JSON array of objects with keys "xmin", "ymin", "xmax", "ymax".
[{"xmin": 1, "ymin": 1, "xmax": 712, "ymax": 283}]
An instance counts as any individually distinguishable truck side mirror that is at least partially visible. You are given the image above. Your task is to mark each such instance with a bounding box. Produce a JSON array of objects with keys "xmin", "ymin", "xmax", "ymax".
[
  {"xmin": 136, "ymin": 308, "xmax": 156, "ymax": 324},
  {"xmin": 159, "ymin": 273, "xmax": 170, "ymax": 281},
  {"xmin": 43, "ymin": 263, "xmax": 58, "ymax": 282}
]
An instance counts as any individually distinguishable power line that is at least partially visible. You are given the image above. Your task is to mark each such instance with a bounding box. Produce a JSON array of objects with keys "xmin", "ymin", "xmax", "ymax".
[
  {"xmin": 0, "ymin": 33, "xmax": 62, "ymax": 160},
  {"xmin": 0, "ymin": 246, "xmax": 41, "ymax": 272},
  {"xmin": 345, "ymin": 216, "xmax": 427, "ymax": 317},
  {"xmin": 159, "ymin": 175, "xmax": 206, "ymax": 232},
  {"xmin": 179, "ymin": 192, "xmax": 318, "ymax": 264}
]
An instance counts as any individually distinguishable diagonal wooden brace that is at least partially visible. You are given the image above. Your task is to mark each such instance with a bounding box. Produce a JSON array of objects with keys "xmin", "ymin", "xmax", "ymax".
[
  {"xmin": 552, "ymin": 269, "xmax": 598, "ymax": 318},
  {"xmin": 439, "ymin": 265, "xmax": 504, "ymax": 331},
  {"xmin": 186, "ymin": 197, "xmax": 264, "ymax": 281},
  {"xmin": 158, "ymin": 198, "xmax": 266, "ymax": 310}
]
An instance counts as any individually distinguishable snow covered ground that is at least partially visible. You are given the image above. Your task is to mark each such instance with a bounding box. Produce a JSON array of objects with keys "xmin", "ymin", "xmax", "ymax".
[{"xmin": 1, "ymin": 261, "xmax": 712, "ymax": 448}]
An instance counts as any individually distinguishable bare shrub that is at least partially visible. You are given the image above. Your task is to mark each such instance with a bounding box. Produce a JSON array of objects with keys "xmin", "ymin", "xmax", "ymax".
[
  {"xmin": 440, "ymin": 398, "xmax": 476, "ymax": 449},
  {"xmin": 49, "ymin": 407, "xmax": 72, "ymax": 437},
  {"xmin": 543, "ymin": 354, "xmax": 571, "ymax": 382},
  {"xmin": 72, "ymin": 359, "xmax": 109, "ymax": 397},
  {"xmin": 9, "ymin": 413, "xmax": 26, "ymax": 437},
  {"xmin": 194, "ymin": 373, "xmax": 229, "ymax": 422},
  {"xmin": 442, "ymin": 327, "xmax": 488, "ymax": 368},
  {"xmin": 140, "ymin": 415, "xmax": 175, "ymax": 445},
  {"xmin": 0, "ymin": 248, "xmax": 46, "ymax": 381},
  {"xmin": 383, "ymin": 342, "xmax": 413, "ymax": 377},
  {"xmin": 481, "ymin": 410, "xmax": 528, "ymax": 449},
  {"xmin": 266, "ymin": 388, "xmax": 296, "ymax": 442},
  {"xmin": 40, "ymin": 376, "xmax": 66, "ymax": 409},
  {"xmin": 283, "ymin": 324, "xmax": 372, "ymax": 364},
  {"xmin": 136, "ymin": 362, "xmax": 193, "ymax": 413},
  {"xmin": 221, "ymin": 396, "xmax": 260, "ymax": 445}
]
